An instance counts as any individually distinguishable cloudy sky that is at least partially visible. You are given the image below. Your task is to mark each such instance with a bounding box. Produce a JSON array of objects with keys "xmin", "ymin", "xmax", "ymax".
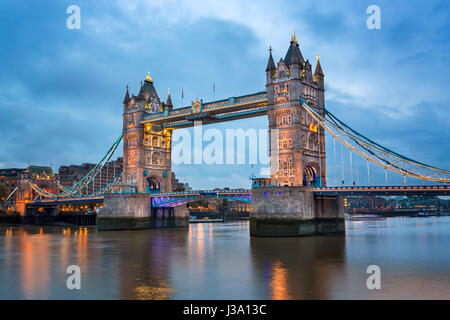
[{"xmin": 0, "ymin": 0, "xmax": 449, "ymax": 188}]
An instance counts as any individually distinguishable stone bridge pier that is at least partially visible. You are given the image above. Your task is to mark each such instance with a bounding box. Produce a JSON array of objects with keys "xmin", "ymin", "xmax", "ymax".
[
  {"xmin": 98, "ymin": 193, "xmax": 189, "ymax": 230},
  {"xmin": 250, "ymin": 186, "xmax": 344, "ymax": 237}
]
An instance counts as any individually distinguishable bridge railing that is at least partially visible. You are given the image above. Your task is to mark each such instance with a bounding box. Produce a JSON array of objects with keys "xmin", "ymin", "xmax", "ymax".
[
  {"xmin": 315, "ymin": 185, "xmax": 449, "ymax": 191},
  {"xmin": 152, "ymin": 189, "xmax": 252, "ymax": 197}
]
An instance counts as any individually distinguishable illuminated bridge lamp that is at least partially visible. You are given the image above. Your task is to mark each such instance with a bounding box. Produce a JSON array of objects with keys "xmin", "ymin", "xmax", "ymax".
[{"xmin": 309, "ymin": 124, "xmax": 318, "ymax": 132}]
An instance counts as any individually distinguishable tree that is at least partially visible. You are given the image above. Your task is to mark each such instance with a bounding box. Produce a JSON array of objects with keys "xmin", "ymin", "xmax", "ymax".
[
  {"xmin": 215, "ymin": 198, "xmax": 230, "ymax": 219},
  {"xmin": 0, "ymin": 183, "xmax": 9, "ymax": 202},
  {"xmin": 188, "ymin": 198, "xmax": 210, "ymax": 210}
]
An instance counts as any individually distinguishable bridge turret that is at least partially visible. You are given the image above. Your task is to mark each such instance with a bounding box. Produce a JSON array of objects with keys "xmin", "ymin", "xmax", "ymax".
[
  {"xmin": 313, "ymin": 53, "xmax": 325, "ymax": 109},
  {"xmin": 122, "ymin": 85, "xmax": 131, "ymax": 114},
  {"xmin": 123, "ymin": 85, "xmax": 131, "ymax": 104},
  {"xmin": 165, "ymin": 88, "xmax": 173, "ymax": 111},
  {"xmin": 302, "ymin": 59, "xmax": 313, "ymax": 83},
  {"xmin": 266, "ymin": 32, "xmax": 326, "ymax": 187},
  {"xmin": 265, "ymin": 46, "xmax": 276, "ymax": 84},
  {"xmin": 122, "ymin": 72, "xmax": 172, "ymax": 194}
]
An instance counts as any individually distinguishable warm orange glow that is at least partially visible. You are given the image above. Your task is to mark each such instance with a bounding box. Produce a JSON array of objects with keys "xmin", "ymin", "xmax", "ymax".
[
  {"xmin": 309, "ymin": 124, "xmax": 318, "ymax": 132},
  {"xmin": 270, "ymin": 260, "xmax": 291, "ymax": 300}
]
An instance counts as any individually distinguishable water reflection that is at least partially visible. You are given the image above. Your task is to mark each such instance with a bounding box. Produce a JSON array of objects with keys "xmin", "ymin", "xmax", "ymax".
[
  {"xmin": 0, "ymin": 218, "xmax": 449, "ymax": 299},
  {"xmin": 270, "ymin": 260, "xmax": 290, "ymax": 300},
  {"xmin": 19, "ymin": 228, "xmax": 50, "ymax": 299},
  {"xmin": 250, "ymin": 235, "xmax": 346, "ymax": 299}
]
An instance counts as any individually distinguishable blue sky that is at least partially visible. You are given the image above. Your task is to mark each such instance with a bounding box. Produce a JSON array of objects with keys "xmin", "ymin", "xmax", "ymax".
[{"xmin": 0, "ymin": 0, "xmax": 449, "ymax": 188}]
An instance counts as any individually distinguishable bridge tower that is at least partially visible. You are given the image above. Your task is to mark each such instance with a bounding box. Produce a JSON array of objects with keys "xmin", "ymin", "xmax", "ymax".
[
  {"xmin": 266, "ymin": 33, "xmax": 326, "ymax": 187},
  {"xmin": 122, "ymin": 73, "xmax": 173, "ymax": 193}
]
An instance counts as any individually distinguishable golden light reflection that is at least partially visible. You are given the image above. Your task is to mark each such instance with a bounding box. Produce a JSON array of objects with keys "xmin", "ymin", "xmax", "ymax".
[
  {"xmin": 77, "ymin": 227, "xmax": 88, "ymax": 266},
  {"xmin": 270, "ymin": 260, "xmax": 291, "ymax": 300},
  {"xmin": 187, "ymin": 224, "xmax": 206, "ymax": 273},
  {"xmin": 208, "ymin": 223, "xmax": 213, "ymax": 238},
  {"xmin": 196, "ymin": 224, "xmax": 205, "ymax": 268},
  {"xmin": 20, "ymin": 231, "xmax": 50, "ymax": 299},
  {"xmin": 134, "ymin": 284, "xmax": 175, "ymax": 300}
]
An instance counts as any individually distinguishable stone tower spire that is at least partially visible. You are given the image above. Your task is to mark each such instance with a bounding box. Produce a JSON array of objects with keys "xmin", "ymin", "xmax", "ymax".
[
  {"xmin": 166, "ymin": 88, "xmax": 173, "ymax": 110},
  {"xmin": 266, "ymin": 46, "xmax": 276, "ymax": 72},
  {"xmin": 313, "ymin": 53, "xmax": 324, "ymax": 88},
  {"xmin": 265, "ymin": 46, "xmax": 276, "ymax": 85},
  {"xmin": 123, "ymin": 85, "xmax": 131, "ymax": 104}
]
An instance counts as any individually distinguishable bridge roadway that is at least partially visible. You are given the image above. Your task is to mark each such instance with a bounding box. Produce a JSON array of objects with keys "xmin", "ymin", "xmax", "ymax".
[{"xmin": 26, "ymin": 185, "xmax": 449, "ymax": 207}]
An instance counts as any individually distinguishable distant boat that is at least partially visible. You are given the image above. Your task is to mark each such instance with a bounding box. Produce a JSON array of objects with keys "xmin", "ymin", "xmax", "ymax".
[
  {"xmin": 189, "ymin": 217, "xmax": 223, "ymax": 224},
  {"xmin": 345, "ymin": 213, "xmax": 384, "ymax": 221}
]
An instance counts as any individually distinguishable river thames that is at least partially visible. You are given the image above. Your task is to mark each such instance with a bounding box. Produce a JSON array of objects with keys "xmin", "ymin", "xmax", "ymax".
[{"xmin": 0, "ymin": 217, "xmax": 449, "ymax": 299}]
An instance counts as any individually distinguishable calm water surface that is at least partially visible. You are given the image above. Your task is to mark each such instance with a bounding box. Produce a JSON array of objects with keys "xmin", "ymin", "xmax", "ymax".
[{"xmin": 0, "ymin": 217, "xmax": 449, "ymax": 299}]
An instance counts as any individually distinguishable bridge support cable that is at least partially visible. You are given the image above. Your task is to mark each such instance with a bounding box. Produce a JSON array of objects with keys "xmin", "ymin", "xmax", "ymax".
[
  {"xmin": 356, "ymin": 154, "xmax": 359, "ymax": 186},
  {"xmin": 301, "ymin": 100, "xmax": 450, "ymax": 183},
  {"xmin": 27, "ymin": 135, "xmax": 123, "ymax": 198},
  {"xmin": 333, "ymin": 137, "xmax": 338, "ymax": 186},
  {"xmin": 341, "ymin": 142, "xmax": 344, "ymax": 186},
  {"xmin": 349, "ymin": 150, "xmax": 353, "ymax": 186},
  {"xmin": 318, "ymin": 125, "xmax": 322, "ymax": 187},
  {"xmin": 385, "ymin": 167, "xmax": 388, "ymax": 185},
  {"xmin": 6, "ymin": 187, "xmax": 18, "ymax": 201},
  {"xmin": 85, "ymin": 171, "xmax": 123, "ymax": 197},
  {"xmin": 58, "ymin": 134, "xmax": 123, "ymax": 196},
  {"xmin": 310, "ymin": 103, "xmax": 449, "ymax": 183},
  {"xmin": 28, "ymin": 171, "xmax": 123, "ymax": 200},
  {"xmin": 326, "ymin": 108, "xmax": 450, "ymax": 183},
  {"xmin": 28, "ymin": 181, "xmax": 59, "ymax": 198}
]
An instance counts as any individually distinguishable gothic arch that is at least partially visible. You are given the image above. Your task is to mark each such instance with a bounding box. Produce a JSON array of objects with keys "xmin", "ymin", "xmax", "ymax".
[
  {"xmin": 303, "ymin": 164, "xmax": 317, "ymax": 186},
  {"xmin": 145, "ymin": 177, "xmax": 161, "ymax": 193}
]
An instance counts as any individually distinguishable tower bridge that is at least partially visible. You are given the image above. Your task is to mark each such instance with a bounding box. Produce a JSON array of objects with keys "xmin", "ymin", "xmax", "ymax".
[{"xmin": 16, "ymin": 33, "xmax": 450, "ymax": 235}]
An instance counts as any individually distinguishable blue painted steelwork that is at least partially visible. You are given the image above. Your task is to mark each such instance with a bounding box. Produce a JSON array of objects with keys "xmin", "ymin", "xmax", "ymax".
[
  {"xmin": 300, "ymin": 99, "xmax": 450, "ymax": 183},
  {"xmin": 152, "ymin": 195, "xmax": 201, "ymax": 207},
  {"xmin": 314, "ymin": 185, "xmax": 450, "ymax": 196},
  {"xmin": 150, "ymin": 189, "xmax": 252, "ymax": 208}
]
